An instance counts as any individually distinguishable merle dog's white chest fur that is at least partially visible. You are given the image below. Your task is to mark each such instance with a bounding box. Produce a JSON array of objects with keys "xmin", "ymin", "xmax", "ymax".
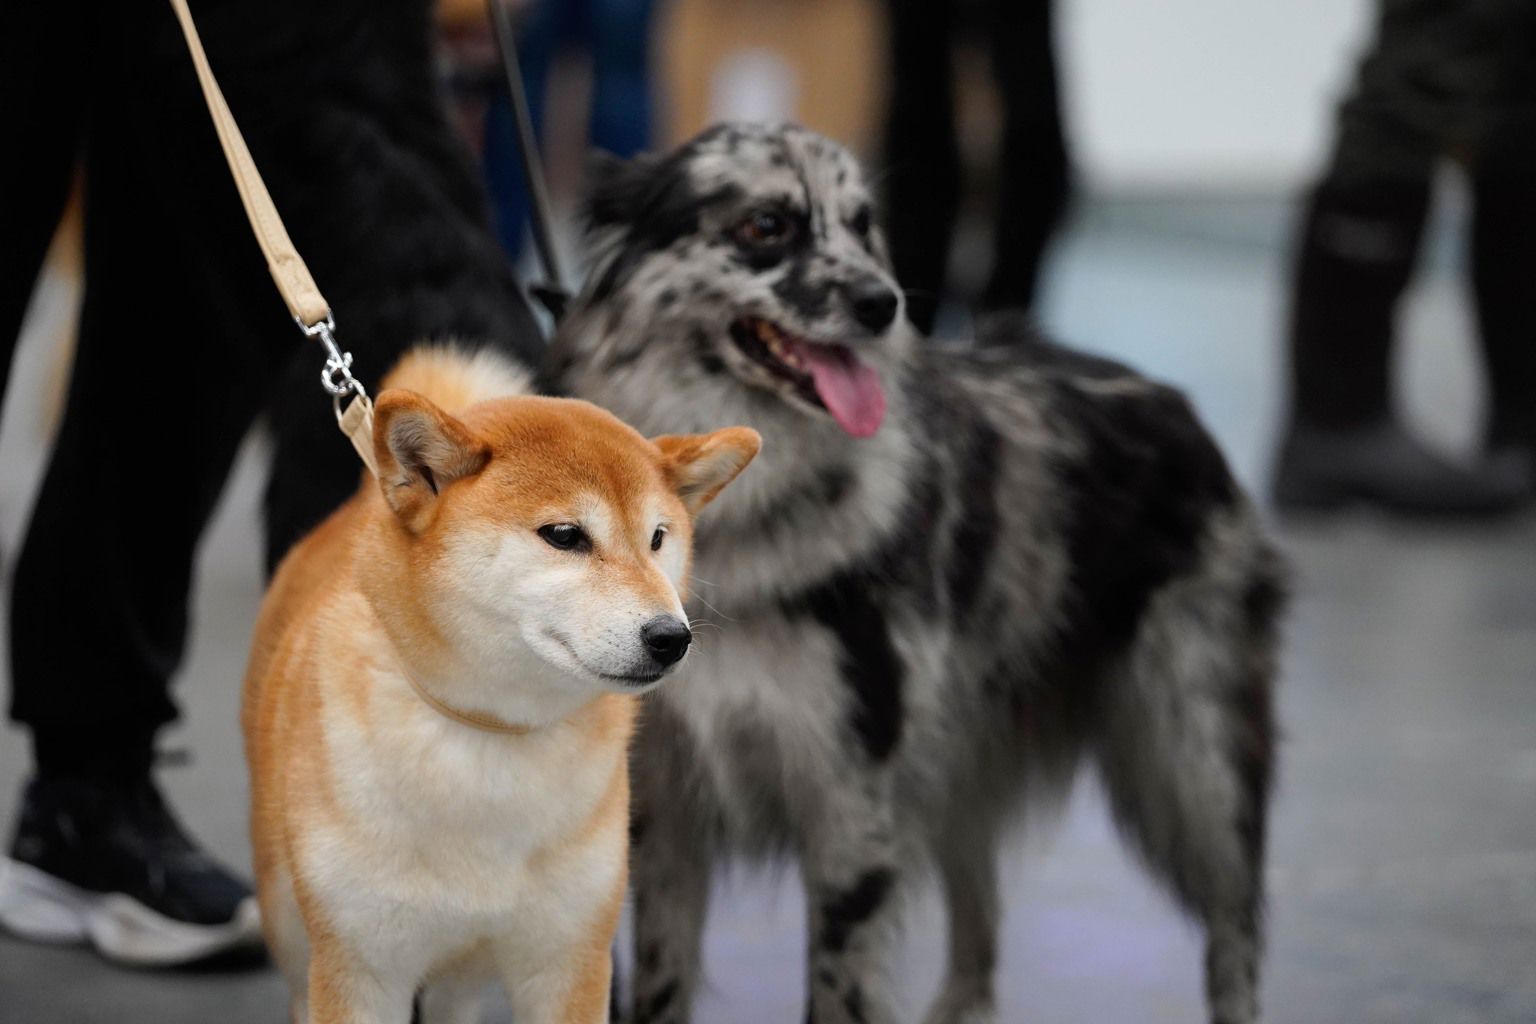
[{"xmin": 660, "ymin": 608, "xmax": 849, "ymax": 832}]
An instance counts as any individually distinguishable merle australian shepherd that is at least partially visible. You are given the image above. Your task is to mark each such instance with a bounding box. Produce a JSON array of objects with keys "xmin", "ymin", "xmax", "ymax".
[{"xmin": 543, "ymin": 123, "xmax": 1285, "ymax": 1024}]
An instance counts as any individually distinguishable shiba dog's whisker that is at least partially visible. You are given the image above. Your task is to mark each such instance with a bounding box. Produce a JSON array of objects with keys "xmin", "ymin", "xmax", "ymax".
[{"xmin": 689, "ymin": 593, "xmax": 736, "ymax": 623}]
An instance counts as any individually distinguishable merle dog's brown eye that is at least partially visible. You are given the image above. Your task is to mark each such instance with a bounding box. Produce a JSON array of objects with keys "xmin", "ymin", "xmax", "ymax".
[
  {"xmin": 738, "ymin": 211, "xmax": 791, "ymax": 245},
  {"xmin": 651, "ymin": 527, "xmax": 666, "ymax": 552}
]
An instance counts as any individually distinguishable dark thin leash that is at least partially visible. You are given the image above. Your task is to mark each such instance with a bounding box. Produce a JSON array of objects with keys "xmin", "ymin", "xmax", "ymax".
[{"xmin": 485, "ymin": 0, "xmax": 571, "ymax": 324}]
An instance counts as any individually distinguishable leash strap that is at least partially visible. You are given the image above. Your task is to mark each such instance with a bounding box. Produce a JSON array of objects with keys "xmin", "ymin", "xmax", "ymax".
[
  {"xmin": 166, "ymin": 0, "xmax": 378, "ymax": 477},
  {"xmin": 485, "ymin": 0, "xmax": 570, "ymax": 321}
]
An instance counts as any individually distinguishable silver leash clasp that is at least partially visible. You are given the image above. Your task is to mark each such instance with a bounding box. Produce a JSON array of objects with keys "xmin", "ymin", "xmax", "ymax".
[
  {"xmin": 297, "ymin": 312, "xmax": 366, "ymax": 403},
  {"xmin": 298, "ymin": 311, "xmax": 380, "ymax": 476}
]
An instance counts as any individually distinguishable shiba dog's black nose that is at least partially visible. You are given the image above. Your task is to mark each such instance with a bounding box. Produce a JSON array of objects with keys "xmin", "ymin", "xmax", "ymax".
[
  {"xmin": 642, "ymin": 615, "xmax": 693, "ymax": 667},
  {"xmin": 849, "ymin": 281, "xmax": 899, "ymax": 333}
]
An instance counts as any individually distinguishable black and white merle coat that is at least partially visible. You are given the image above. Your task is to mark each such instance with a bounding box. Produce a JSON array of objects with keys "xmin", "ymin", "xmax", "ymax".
[{"xmin": 545, "ymin": 124, "xmax": 1284, "ymax": 1024}]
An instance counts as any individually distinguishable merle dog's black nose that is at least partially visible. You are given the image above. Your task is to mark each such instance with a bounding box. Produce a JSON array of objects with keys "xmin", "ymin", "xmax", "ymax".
[
  {"xmin": 849, "ymin": 281, "xmax": 899, "ymax": 333},
  {"xmin": 641, "ymin": 615, "xmax": 692, "ymax": 667}
]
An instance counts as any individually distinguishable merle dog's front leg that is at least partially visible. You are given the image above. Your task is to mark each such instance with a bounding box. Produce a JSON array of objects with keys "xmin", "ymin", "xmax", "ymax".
[
  {"xmin": 628, "ymin": 727, "xmax": 714, "ymax": 1024},
  {"xmin": 802, "ymin": 772, "xmax": 903, "ymax": 1024}
]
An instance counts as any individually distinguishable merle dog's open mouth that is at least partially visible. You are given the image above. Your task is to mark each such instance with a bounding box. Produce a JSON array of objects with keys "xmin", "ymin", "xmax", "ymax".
[
  {"xmin": 730, "ymin": 318, "xmax": 819, "ymax": 401},
  {"xmin": 728, "ymin": 317, "xmax": 887, "ymax": 437}
]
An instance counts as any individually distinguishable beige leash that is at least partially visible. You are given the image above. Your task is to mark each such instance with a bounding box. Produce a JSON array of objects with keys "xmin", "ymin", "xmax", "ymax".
[
  {"xmin": 169, "ymin": 0, "xmax": 541, "ymax": 736},
  {"xmin": 166, "ymin": 0, "xmax": 378, "ymax": 478}
]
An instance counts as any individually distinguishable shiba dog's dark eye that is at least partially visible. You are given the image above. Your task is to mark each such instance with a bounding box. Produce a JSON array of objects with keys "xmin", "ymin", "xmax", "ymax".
[
  {"xmin": 538, "ymin": 524, "xmax": 591, "ymax": 552},
  {"xmin": 850, "ymin": 206, "xmax": 872, "ymax": 237},
  {"xmin": 651, "ymin": 526, "xmax": 667, "ymax": 552},
  {"xmin": 737, "ymin": 211, "xmax": 792, "ymax": 245}
]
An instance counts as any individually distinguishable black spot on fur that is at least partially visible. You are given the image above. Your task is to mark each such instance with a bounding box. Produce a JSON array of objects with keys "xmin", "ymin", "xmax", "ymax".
[
  {"xmin": 657, "ymin": 288, "xmax": 678, "ymax": 308},
  {"xmin": 817, "ymin": 465, "xmax": 855, "ymax": 506},
  {"xmin": 603, "ymin": 342, "xmax": 645, "ymax": 372},
  {"xmin": 1242, "ymin": 558, "xmax": 1288, "ymax": 638},
  {"xmin": 772, "ymin": 256, "xmax": 834, "ymax": 318},
  {"xmin": 1232, "ymin": 550, "xmax": 1284, "ymax": 874},
  {"xmin": 757, "ymin": 466, "xmax": 855, "ymax": 542},
  {"xmin": 970, "ymin": 321, "xmax": 1240, "ymax": 666},
  {"xmin": 843, "ymin": 985, "xmax": 867, "ymax": 1023},
  {"xmin": 817, "ymin": 868, "xmax": 894, "ymax": 953},
  {"xmin": 637, "ymin": 940, "xmax": 662, "ymax": 973},
  {"xmin": 691, "ymin": 329, "xmax": 725, "ymax": 374},
  {"xmin": 773, "ymin": 434, "xmax": 943, "ymax": 763},
  {"xmin": 1055, "ymin": 379, "xmax": 1236, "ymax": 658},
  {"xmin": 584, "ymin": 149, "xmax": 744, "ymax": 303},
  {"xmin": 945, "ymin": 419, "xmax": 1002, "ymax": 621},
  {"xmin": 794, "ymin": 574, "xmax": 904, "ymax": 761},
  {"xmin": 633, "ymin": 979, "xmax": 679, "ymax": 1024},
  {"xmin": 1228, "ymin": 668, "xmax": 1275, "ymax": 876}
]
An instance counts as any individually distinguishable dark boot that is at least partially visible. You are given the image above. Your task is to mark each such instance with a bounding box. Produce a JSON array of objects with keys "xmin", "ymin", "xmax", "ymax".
[
  {"xmin": 1273, "ymin": 419, "xmax": 1529, "ymax": 515},
  {"xmin": 1471, "ymin": 159, "xmax": 1536, "ymax": 472}
]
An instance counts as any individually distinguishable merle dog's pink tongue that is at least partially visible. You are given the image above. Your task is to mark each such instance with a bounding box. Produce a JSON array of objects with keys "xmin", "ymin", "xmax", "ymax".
[{"xmin": 794, "ymin": 340, "xmax": 886, "ymax": 437}]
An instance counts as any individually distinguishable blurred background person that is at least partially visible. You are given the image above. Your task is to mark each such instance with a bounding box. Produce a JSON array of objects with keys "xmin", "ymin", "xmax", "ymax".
[
  {"xmin": 1272, "ymin": 0, "xmax": 1536, "ymax": 515},
  {"xmin": 480, "ymin": 0, "xmax": 660, "ymax": 265},
  {"xmin": 882, "ymin": 0, "xmax": 1071, "ymax": 334}
]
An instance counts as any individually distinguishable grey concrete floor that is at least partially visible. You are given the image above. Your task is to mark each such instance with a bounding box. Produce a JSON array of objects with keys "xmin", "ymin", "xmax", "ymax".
[{"xmin": 2, "ymin": 193, "xmax": 1534, "ymax": 1023}]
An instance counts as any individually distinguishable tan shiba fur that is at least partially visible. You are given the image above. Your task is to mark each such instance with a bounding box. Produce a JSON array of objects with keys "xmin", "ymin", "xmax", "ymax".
[{"xmin": 242, "ymin": 347, "xmax": 758, "ymax": 1024}]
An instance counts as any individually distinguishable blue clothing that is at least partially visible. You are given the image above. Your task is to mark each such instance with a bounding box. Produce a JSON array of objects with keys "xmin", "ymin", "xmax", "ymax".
[{"xmin": 484, "ymin": 0, "xmax": 657, "ymax": 261}]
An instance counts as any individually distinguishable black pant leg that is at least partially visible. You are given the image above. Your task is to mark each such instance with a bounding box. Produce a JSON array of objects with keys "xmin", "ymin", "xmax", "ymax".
[
  {"xmin": 982, "ymin": 0, "xmax": 1069, "ymax": 314},
  {"xmin": 1286, "ymin": 0, "xmax": 1448, "ymax": 430},
  {"xmin": 1469, "ymin": 3, "xmax": 1536, "ymax": 451},
  {"xmin": 882, "ymin": 0, "xmax": 959, "ymax": 335},
  {"xmin": 1288, "ymin": 178, "xmax": 1431, "ymax": 429},
  {"xmin": 0, "ymin": 0, "xmax": 85, "ymax": 412},
  {"xmin": 8, "ymin": 0, "xmax": 297, "ymax": 776}
]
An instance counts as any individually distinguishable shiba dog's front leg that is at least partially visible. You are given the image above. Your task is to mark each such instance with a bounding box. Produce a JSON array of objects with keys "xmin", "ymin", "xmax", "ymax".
[
  {"xmin": 305, "ymin": 939, "xmax": 418, "ymax": 1024},
  {"xmin": 802, "ymin": 771, "xmax": 903, "ymax": 1024}
]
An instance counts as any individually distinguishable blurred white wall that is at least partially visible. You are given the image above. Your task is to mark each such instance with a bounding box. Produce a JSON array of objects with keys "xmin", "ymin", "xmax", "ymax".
[{"xmin": 1064, "ymin": 0, "xmax": 1374, "ymax": 191}]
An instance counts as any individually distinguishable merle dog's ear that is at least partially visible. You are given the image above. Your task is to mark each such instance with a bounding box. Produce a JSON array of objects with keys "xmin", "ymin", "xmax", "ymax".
[{"xmin": 586, "ymin": 150, "xmax": 662, "ymax": 229}]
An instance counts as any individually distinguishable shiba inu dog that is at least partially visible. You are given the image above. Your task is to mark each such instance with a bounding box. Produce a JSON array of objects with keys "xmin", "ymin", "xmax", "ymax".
[
  {"xmin": 544, "ymin": 123, "xmax": 1285, "ymax": 1024},
  {"xmin": 242, "ymin": 347, "xmax": 758, "ymax": 1024}
]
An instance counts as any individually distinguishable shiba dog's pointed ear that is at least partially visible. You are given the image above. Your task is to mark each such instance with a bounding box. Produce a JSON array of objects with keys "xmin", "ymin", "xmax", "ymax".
[
  {"xmin": 586, "ymin": 150, "xmax": 662, "ymax": 229},
  {"xmin": 653, "ymin": 427, "xmax": 762, "ymax": 515},
  {"xmin": 372, "ymin": 389, "xmax": 490, "ymax": 529}
]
